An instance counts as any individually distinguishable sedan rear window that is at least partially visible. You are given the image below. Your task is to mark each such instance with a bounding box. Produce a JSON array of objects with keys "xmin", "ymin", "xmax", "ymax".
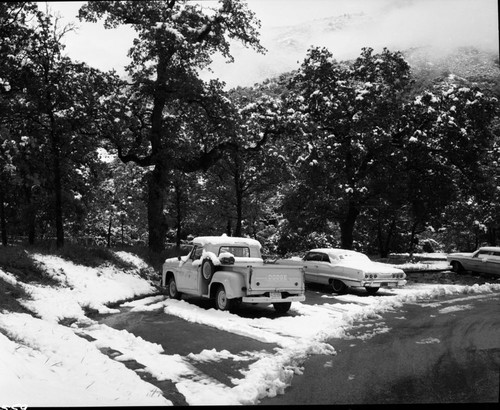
[{"xmin": 304, "ymin": 253, "xmax": 330, "ymax": 262}]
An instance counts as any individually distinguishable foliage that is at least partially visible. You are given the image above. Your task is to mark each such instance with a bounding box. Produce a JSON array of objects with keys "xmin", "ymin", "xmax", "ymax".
[
  {"xmin": 78, "ymin": 0, "xmax": 266, "ymax": 253},
  {"xmin": 0, "ymin": 2, "xmax": 499, "ymax": 257},
  {"xmin": 280, "ymin": 47, "xmax": 414, "ymax": 251}
]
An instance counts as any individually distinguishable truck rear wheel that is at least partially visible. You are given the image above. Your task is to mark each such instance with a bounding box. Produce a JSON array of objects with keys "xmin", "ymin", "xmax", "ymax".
[
  {"xmin": 273, "ymin": 302, "xmax": 291, "ymax": 314},
  {"xmin": 214, "ymin": 285, "xmax": 234, "ymax": 311}
]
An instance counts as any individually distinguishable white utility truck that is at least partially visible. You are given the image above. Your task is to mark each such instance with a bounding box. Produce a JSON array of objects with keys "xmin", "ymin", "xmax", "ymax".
[{"xmin": 161, "ymin": 235, "xmax": 305, "ymax": 313}]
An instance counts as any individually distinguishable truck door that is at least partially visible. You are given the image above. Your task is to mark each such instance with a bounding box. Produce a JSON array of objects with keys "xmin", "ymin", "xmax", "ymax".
[{"xmin": 177, "ymin": 246, "xmax": 202, "ymax": 292}]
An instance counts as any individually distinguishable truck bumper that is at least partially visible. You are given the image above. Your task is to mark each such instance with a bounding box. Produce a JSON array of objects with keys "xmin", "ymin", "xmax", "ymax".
[{"xmin": 242, "ymin": 295, "xmax": 305, "ymax": 303}]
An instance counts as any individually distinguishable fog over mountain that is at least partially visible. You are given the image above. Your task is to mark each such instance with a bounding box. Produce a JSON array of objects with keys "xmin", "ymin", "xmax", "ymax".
[{"xmin": 203, "ymin": 0, "xmax": 499, "ymax": 88}]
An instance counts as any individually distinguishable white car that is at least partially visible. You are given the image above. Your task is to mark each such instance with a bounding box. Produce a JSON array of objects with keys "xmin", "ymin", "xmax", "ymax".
[
  {"xmin": 447, "ymin": 246, "xmax": 500, "ymax": 275},
  {"xmin": 280, "ymin": 248, "xmax": 406, "ymax": 295}
]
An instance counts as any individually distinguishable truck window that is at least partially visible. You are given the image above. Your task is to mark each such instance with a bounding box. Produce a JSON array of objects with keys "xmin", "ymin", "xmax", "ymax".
[
  {"xmin": 191, "ymin": 246, "xmax": 203, "ymax": 260},
  {"xmin": 219, "ymin": 246, "xmax": 250, "ymax": 257}
]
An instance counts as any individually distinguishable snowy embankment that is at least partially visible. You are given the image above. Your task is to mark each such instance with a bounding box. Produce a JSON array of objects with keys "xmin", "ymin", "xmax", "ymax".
[
  {"xmin": 1, "ymin": 251, "xmax": 499, "ymax": 406},
  {"xmin": 386, "ymin": 252, "xmax": 451, "ymax": 272}
]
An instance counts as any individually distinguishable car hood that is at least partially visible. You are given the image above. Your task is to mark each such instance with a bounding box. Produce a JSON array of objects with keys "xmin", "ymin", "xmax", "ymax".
[
  {"xmin": 163, "ymin": 256, "xmax": 188, "ymax": 266},
  {"xmin": 447, "ymin": 252, "xmax": 474, "ymax": 258}
]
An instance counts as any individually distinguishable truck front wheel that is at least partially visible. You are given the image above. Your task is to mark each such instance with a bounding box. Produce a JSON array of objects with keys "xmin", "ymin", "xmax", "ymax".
[
  {"xmin": 273, "ymin": 302, "xmax": 291, "ymax": 314},
  {"xmin": 166, "ymin": 275, "xmax": 181, "ymax": 300},
  {"xmin": 214, "ymin": 285, "xmax": 234, "ymax": 311}
]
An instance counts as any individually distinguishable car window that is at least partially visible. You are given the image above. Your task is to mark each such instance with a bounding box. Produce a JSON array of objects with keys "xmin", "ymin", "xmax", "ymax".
[
  {"xmin": 304, "ymin": 253, "xmax": 320, "ymax": 261},
  {"xmin": 219, "ymin": 246, "xmax": 250, "ymax": 258},
  {"xmin": 338, "ymin": 253, "xmax": 371, "ymax": 263},
  {"xmin": 191, "ymin": 246, "xmax": 203, "ymax": 260},
  {"xmin": 321, "ymin": 254, "xmax": 330, "ymax": 262}
]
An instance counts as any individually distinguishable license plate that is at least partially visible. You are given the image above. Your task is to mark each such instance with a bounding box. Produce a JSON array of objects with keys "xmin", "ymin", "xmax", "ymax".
[{"xmin": 270, "ymin": 292, "xmax": 282, "ymax": 299}]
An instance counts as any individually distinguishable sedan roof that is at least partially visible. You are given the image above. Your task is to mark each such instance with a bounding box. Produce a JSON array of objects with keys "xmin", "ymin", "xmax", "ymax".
[
  {"xmin": 479, "ymin": 246, "xmax": 500, "ymax": 252},
  {"xmin": 309, "ymin": 248, "xmax": 363, "ymax": 257}
]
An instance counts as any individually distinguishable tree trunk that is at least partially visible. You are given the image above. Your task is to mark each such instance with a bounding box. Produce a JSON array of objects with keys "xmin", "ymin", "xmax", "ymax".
[
  {"xmin": 377, "ymin": 217, "xmax": 395, "ymax": 258},
  {"xmin": 235, "ymin": 189, "xmax": 243, "ymax": 237},
  {"xmin": 376, "ymin": 213, "xmax": 385, "ymax": 258},
  {"xmin": 107, "ymin": 215, "xmax": 112, "ymax": 248},
  {"xmin": 408, "ymin": 221, "xmax": 419, "ymax": 258},
  {"xmin": 340, "ymin": 202, "xmax": 359, "ymax": 249},
  {"xmin": 487, "ymin": 224, "xmax": 496, "ymax": 246},
  {"xmin": 146, "ymin": 54, "xmax": 169, "ymax": 254},
  {"xmin": 50, "ymin": 113, "xmax": 64, "ymax": 249},
  {"xmin": 233, "ymin": 159, "xmax": 243, "ymax": 237},
  {"xmin": 147, "ymin": 166, "xmax": 168, "ymax": 253},
  {"xmin": 383, "ymin": 219, "xmax": 396, "ymax": 258},
  {"xmin": 121, "ymin": 215, "xmax": 124, "ymax": 246},
  {"xmin": 24, "ymin": 187, "xmax": 36, "ymax": 245},
  {"xmin": 0, "ymin": 189, "xmax": 7, "ymax": 246},
  {"xmin": 175, "ymin": 183, "xmax": 182, "ymax": 257}
]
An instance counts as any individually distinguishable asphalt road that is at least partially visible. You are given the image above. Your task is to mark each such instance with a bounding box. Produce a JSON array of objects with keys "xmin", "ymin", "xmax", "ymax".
[
  {"xmin": 95, "ymin": 270, "xmax": 500, "ymax": 405},
  {"xmin": 259, "ymin": 290, "xmax": 500, "ymax": 405}
]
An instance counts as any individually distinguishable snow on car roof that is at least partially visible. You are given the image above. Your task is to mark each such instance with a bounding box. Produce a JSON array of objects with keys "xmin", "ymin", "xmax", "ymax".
[
  {"xmin": 309, "ymin": 248, "xmax": 362, "ymax": 256},
  {"xmin": 478, "ymin": 246, "xmax": 500, "ymax": 252},
  {"xmin": 193, "ymin": 234, "xmax": 262, "ymax": 248}
]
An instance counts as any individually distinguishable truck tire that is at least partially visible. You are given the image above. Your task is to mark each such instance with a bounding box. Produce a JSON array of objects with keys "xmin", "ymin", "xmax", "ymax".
[
  {"xmin": 201, "ymin": 258, "xmax": 215, "ymax": 281},
  {"xmin": 166, "ymin": 275, "xmax": 181, "ymax": 300},
  {"xmin": 214, "ymin": 285, "xmax": 234, "ymax": 311},
  {"xmin": 273, "ymin": 302, "xmax": 291, "ymax": 314}
]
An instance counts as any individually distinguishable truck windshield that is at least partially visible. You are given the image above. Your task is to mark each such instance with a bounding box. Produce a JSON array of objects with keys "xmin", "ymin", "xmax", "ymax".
[
  {"xmin": 191, "ymin": 246, "xmax": 203, "ymax": 260},
  {"xmin": 219, "ymin": 246, "xmax": 250, "ymax": 257}
]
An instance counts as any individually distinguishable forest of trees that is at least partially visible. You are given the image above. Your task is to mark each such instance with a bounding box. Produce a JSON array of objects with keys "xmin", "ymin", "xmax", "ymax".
[{"xmin": 1, "ymin": 1, "xmax": 499, "ymax": 257}]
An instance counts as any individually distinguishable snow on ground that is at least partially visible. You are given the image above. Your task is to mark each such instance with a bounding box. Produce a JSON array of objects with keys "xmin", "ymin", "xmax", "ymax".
[{"xmin": 1, "ymin": 251, "xmax": 499, "ymax": 406}]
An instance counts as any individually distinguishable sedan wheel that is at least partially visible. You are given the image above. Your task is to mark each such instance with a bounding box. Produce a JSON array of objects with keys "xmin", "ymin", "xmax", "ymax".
[
  {"xmin": 365, "ymin": 287, "xmax": 379, "ymax": 295},
  {"xmin": 331, "ymin": 279, "xmax": 347, "ymax": 294},
  {"xmin": 451, "ymin": 261, "xmax": 463, "ymax": 273}
]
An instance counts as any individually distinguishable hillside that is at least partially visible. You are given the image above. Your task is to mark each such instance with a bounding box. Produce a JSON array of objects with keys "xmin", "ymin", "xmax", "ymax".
[
  {"xmin": 404, "ymin": 46, "xmax": 500, "ymax": 93},
  {"xmin": 204, "ymin": 9, "xmax": 499, "ymax": 90}
]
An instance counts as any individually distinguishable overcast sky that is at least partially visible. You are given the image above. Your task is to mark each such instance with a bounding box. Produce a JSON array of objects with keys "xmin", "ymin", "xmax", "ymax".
[{"xmin": 48, "ymin": 0, "xmax": 499, "ymax": 88}]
